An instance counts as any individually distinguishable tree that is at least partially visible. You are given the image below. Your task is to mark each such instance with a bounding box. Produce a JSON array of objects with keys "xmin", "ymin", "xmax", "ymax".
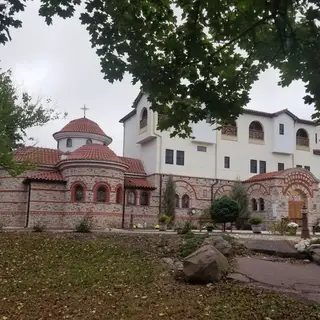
[
  {"xmin": 210, "ymin": 196, "xmax": 239, "ymax": 231},
  {"xmin": 0, "ymin": 70, "xmax": 65, "ymax": 176},
  {"xmin": 2, "ymin": 1, "xmax": 320, "ymax": 137},
  {"xmin": 162, "ymin": 175, "xmax": 176, "ymax": 222}
]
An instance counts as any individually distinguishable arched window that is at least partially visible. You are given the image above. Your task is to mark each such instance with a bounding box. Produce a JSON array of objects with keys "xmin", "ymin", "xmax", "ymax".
[
  {"xmin": 182, "ymin": 194, "xmax": 190, "ymax": 209},
  {"xmin": 140, "ymin": 191, "xmax": 149, "ymax": 206},
  {"xmin": 86, "ymin": 138, "xmax": 93, "ymax": 144},
  {"xmin": 97, "ymin": 186, "xmax": 107, "ymax": 202},
  {"xmin": 140, "ymin": 108, "xmax": 148, "ymax": 129},
  {"xmin": 116, "ymin": 187, "xmax": 123, "ymax": 204},
  {"xmin": 175, "ymin": 194, "xmax": 180, "ymax": 208},
  {"xmin": 127, "ymin": 191, "xmax": 136, "ymax": 205},
  {"xmin": 221, "ymin": 120, "xmax": 237, "ymax": 137},
  {"xmin": 74, "ymin": 185, "xmax": 84, "ymax": 202},
  {"xmin": 296, "ymin": 128, "xmax": 309, "ymax": 147},
  {"xmin": 251, "ymin": 198, "xmax": 257, "ymax": 211},
  {"xmin": 249, "ymin": 121, "xmax": 264, "ymax": 140},
  {"xmin": 66, "ymin": 138, "xmax": 72, "ymax": 148},
  {"xmin": 259, "ymin": 198, "xmax": 265, "ymax": 211}
]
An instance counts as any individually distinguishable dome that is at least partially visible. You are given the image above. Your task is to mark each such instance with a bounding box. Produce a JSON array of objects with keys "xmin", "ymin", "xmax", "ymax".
[
  {"xmin": 57, "ymin": 118, "xmax": 107, "ymax": 136},
  {"xmin": 66, "ymin": 144, "xmax": 122, "ymax": 162}
]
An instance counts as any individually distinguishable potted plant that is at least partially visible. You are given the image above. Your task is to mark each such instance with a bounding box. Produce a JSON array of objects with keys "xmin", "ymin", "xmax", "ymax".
[
  {"xmin": 287, "ymin": 222, "xmax": 299, "ymax": 236},
  {"xmin": 206, "ymin": 223, "xmax": 214, "ymax": 232},
  {"xmin": 249, "ymin": 216, "xmax": 263, "ymax": 233},
  {"xmin": 159, "ymin": 214, "xmax": 170, "ymax": 231}
]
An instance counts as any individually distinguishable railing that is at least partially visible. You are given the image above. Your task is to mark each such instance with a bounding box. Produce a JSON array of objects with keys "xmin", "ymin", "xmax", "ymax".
[
  {"xmin": 249, "ymin": 129, "xmax": 264, "ymax": 140},
  {"xmin": 221, "ymin": 125, "xmax": 237, "ymax": 136},
  {"xmin": 140, "ymin": 117, "xmax": 147, "ymax": 129},
  {"xmin": 296, "ymin": 136, "xmax": 309, "ymax": 147}
]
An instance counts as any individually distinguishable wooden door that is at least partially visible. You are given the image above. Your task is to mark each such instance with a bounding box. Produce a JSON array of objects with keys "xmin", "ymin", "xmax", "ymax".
[{"xmin": 288, "ymin": 200, "xmax": 304, "ymax": 226}]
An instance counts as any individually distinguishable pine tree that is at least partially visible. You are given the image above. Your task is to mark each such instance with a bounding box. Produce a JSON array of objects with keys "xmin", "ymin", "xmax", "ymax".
[
  {"xmin": 231, "ymin": 181, "xmax": 250, "ymax": 229},
  {"xmin": 162, "ymin": 175, "xmax": 176, "ymax": 222}
]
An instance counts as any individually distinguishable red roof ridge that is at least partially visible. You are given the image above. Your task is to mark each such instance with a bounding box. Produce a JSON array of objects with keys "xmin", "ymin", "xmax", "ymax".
[
  {"xmin": 25, "ymin": 171, "xmax": 65, "ymax": 182},
  {"xmin": 244, "ymin": 169, "xmax": 288, "ymax": 183}
]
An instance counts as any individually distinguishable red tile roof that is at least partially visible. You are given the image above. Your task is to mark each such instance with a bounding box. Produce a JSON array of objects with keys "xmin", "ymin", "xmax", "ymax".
[
  {"xmin": 120, "ymin": 157, "xmax": 146, "ymax": 174},
  {"xmin": 124, "ymin": 177, "xmax": 155, "ymax": 189},
  {"xmin": 56, "ymin": 118, "xmax": 107, "ymax": 136},
  {"xmin": 65, "ymin": 144, "xmax": 122, "ymax": 163},
  {"xmin": 14, "ymin": 147, "xmax": 62, "ymax": 166},
  {"xmin": 245, "ymin": 170, "xmax": 287, "ymax": 183},
  {"xmin": 26, "ymin": 171, "xmax": 65, "ymax": 182}
]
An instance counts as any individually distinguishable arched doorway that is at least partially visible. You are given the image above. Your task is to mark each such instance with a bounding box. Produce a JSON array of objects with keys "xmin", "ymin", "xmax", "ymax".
[{"xmin": 288, "ymin": 189, "xmax": 306, "ymax": 225}]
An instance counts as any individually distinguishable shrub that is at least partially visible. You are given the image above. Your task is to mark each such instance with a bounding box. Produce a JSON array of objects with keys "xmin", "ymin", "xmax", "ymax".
[
  {"xmin": 210, "ymin": 196, "xmax": 239, "ymax": 231},
  {"xmin": 269, "ymin": 218, "xmax": 291, "ymax": 235},
  {"xmin": 162, "ymin": 175, "xmax": 176, "ymax": 222},
  {"xmin": 179, "ymin": 232, "xmax": 208, "ymax": 258},
  {"xmin": 159, "ymin": 214, "xmax": 171, "ymax": 224},
  {"xmin": 33, "ymin": 222, "xmax": 45, "ymax": 232},
  {"xmin": 181, "ymin": 221, "xmax": 192, "ymax": 234},
  {"xmin": 310, "ymin": 238, "xmax": 320, "ymax": 245},
  {"xmin": 75, "ymin": 216, "xmax": 92, "ymax": 233},
  {"xmin": 248, "ymin": 216, "xmax": 263, "ymax": 225}
]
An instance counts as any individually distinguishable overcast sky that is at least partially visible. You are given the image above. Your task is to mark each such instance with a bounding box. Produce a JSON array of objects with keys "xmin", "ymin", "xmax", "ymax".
[{"xmin": 1, "ymin": 1, "xmax": 314, "ymax": 156}]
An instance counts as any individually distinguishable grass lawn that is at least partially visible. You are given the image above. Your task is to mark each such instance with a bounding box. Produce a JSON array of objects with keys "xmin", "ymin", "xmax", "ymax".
[{"xmin": 0, "ymin": 233, "xmax": 319, "ymax": 320}]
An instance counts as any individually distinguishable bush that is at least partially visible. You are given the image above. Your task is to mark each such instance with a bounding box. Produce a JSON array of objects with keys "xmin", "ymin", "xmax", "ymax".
[
  {"xmin": 248, "ymin": 216, "xmax": 263, "ymax": 225},
  {"xmin": 75, "ymin": 216, "xmax": 92, "ymax": 233},
  {"xmin": 269, "ymin": 218, "xmax": 291, "ymax": 235},
  {"xmin": 181, "ymin": 221, "xmax": 192, "ymax": 234},
  {"xmin": 210, "ymin": 196, "xmax": 239, "ymax": 230},
  {"xmin": 33, "ymin": 222, "xmax": 45, "ymax": 232},
  {"xmin": 179, "ymin": 232, "xmax": 208, "ymax": 258},
  {"xmin": 159, "ymin": 214, "xmax": 171, "ymax": 224},
  {"xmin": 310, "ymin": 238, "xmax": 320, "ymax": 245}
]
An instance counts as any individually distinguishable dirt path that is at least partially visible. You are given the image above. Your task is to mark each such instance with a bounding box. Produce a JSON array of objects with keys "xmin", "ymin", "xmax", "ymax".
[{"xmin": 233, "ymin": 256, "xmax": 320, "ymax": 303}]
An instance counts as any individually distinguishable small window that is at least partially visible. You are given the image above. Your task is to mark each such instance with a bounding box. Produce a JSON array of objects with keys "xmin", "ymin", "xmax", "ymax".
[
  {"xmin": 66, "ymin": 138, "xmax": 72, "ymax": 148},
  {"xmin": 86, "ymin": 139, "xmax": 92, "ymax": 144},
  {"xmin": 97, "ymin": 186, "xmax": 107, "ymax": 202},
  {"xmin": 278, "ymin": 163, "xmax": 284, "ymax": 171},
  {"xmin": 197, "ymin": 146, "xmax": 207, "ymax": 152},
  {"xmin": 140, "ymin": 191, "xmax": 149, "ymax": 206},
  {"xmin": 127, "ymin": 191, "xmax": 136, "ymax": 205},
  {"xmin": 165, "ymin": 149, "xmax": 174, "ymax": 164},
  {"xmin": 251, "ymin": 198, "xmax": 257, "ymax": 211},
  {"xmin": 259, "ymin": 198, "xmax": 265, "ymax": 211},
  {"xmin": 279, "ymin": 123, "xmax": 284, "ymax": 135},
  {"xmin": 140, "ymin": 108, "xmax": 148, "ymax": 129},
  {"xmin": 250, "ymin": 159, "xmax": 257, "ymax": 173},
  {"xmin": 74, "ymin": 185, "xmax": 84, "ymax": 202},
  {"xmin": 176, "ymin": 150, "xmax": 185, "ymax": 166},
  {"xmin": 296, "ymin": 165, "xmax": 302, "ymax": 168},
  {"xmin": 182, "ymin": 194, "xmax": 190, "ymax": 208},
  {"xmin": 175, "ymin": 194, "xmax": 180, "ymax": 208},
  {"xmin": 316, "ymin": 133, "xmax": 318, "ymax": 144},
  {"xmin": 224, "ymin": 156, "xmax": 230, "ymax": 169},
  {"xmin": 305, "ymin": 166, "xmax": 310, "ymax": 171},
  {"xmin": 259, "ymin": 160, "xmax": 266, "ymax": 174},
  {"xmin": 116, "ymin": 187, "xmax": 123, "ymax": 204}
]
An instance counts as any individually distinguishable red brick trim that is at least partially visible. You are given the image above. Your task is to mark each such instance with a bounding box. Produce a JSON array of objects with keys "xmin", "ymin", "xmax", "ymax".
[
  {"xmin": 213, "ymin": 184, "xmax": 233, "ymax": 199},
  {"xmin": 63, "ymin": 174, "xmax": 122, "ymax": 180},
  {"xmin": 246, "ymin": 183, "xmax": 269, "ymax": 196},
  {"xmin": 70, "ymin": 181, "xmax": 87, "ymax": 202},
  {"xmin": 174, "ymin": 179, "xmax": 197, "ymax": 198},
  {"xmin": 92, "ymin": 182, "xmax": 111, "ymax": 203},
  {"xmin": 0, "ymin": 189, "xmax": 26, "ymax": 192},
  {"xmin": 31, "ymin": 188, "xmax": 65, "ymax": 192},
  {"xmin": 283, "ymin": 181, "xmax": 312, "ymax": 197},
  {"xmin": 115, "ymin": 184, "xmax": 123, "ymax": 204}
]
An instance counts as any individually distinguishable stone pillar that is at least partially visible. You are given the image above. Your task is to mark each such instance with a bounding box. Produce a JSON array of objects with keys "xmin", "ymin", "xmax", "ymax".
[{"xmin": 301, "ymin": 205, "xmax": 310, "ymax": 239}]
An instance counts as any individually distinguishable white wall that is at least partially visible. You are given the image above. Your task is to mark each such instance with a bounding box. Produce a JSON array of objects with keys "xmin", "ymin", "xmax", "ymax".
[
  {"xmin": 272, "ymin": 113, "xmax": 295, "ymax": 154},
  {"xmin": 191, "ymin": 120, "xmax": 217, "ymax": 144},
  {"xmin": 58, "ymin": 138, "xmax": 103, "ymax": 152},
  {"xmin": 123, "ymin": 114, "xmax": 140, "ymax": 159},
  {"xmin": 140, "ymin": 139, "xmax": 158, "ymax": 175}
]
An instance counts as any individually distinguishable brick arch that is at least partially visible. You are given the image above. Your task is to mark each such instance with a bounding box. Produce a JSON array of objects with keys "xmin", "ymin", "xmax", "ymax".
[
  {"xmin": 213, "ymin": 184, "xmax": 232, "ymax": 199},
  {"xmin": 70, "ymin": 181, "xmax": 87, "ymax": 202},
  {"xmin": 92, "ymin": 182, "xmax": 111, "ymax": 202},
  {"xmin": 284, "ymin": 182, "xmax": 312, "ymax": 198},
  {"xmin": 246, "ymin": 183, "xmax": 269, "ymax": 197},
  {"xmin": 174, "ymin": 180, "xmax": 196, "ymax": 199}
]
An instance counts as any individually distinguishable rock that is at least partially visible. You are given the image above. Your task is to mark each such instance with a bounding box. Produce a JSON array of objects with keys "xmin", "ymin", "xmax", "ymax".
[
  {"xmin": 227, "ymin": 273, "xmax": 250, "ymax": 283},
  {"xmin": 174, "ymin": 261, "xmax": 183, "ymax": 272},
  {"xmin": 161, "ymin": 257, "xmax": 174, "ymax": 268},
  {"xmin": 307, "ymin": 247, "xmax": 320, "ymax": 265},
  {"xmin": 202, "ymin": 236, "xmax": 232, "ymax": 256},
  {"xmin": 306, "ymin": 244, "xmax": 320, "ymax": 252},
  {"xmin": 183, "ymin": 244, "xmax": 229, "ymax": 284}
]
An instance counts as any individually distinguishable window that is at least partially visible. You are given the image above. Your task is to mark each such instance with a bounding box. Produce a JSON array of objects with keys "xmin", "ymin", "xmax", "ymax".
[
  {"xmin": 140, "ymin": 191, "xmax": 149, "ymax": 206},
  {"xmin": 86, "ymin": 138, "xmax": 92, "ymax": 144},
  {"xmin": 249, "ymin": 121, "xmax": 264, "ymax": 140},
  {"xmin": 116, "ymin": 187, "xmax": 123, "ymax": 204},
  {"xmin": 176, "ymin": 150, "xmax": 185, "ymax": 166},
  {"xmin": 279, "ymin": 123, "xmax": 284, "ymax": 135},
  {"xmin": 316, "ymin": 133, "xmax": 318, "ymax": 144},
  {"xmin": 296, "ymin": 128, "xmax": 309, "ymax": 147},
  {"xmin": 175, "ymin": 194, "xmax": 180, "ymax": 208},
  {"xmin": 127, "ymin": 191, "xmax": 136, "ymax": 205},
  {"xmin": 74, "ymin": 185, "xmax": 84, "ymax": 202},
  {"xmin": 221, "ymin": 121, "xmax": 237, "ymax": 136},
  {"xmin": 259, "ymin": 160, "xmax": 266, "ymax": 174},
  {"xmin": 140, "ymin": 108, "xmax": 148, "ymax": 129},
  {"xmin": 250, "ymin": 159, "xmax": 257, "ymax": 173},
  {"xmin": 197, "ymin": 146, "xmax": 207, "ymax": 152},
  {"xmin": 251, "ymin": 198, "xmax": 257, "ymax": 211},
  {"xmin": 224, "ymin": 156, "xmax": 230, "ymax": 169},
  {"xmin": 97, "ymin": 186, "xmax": 107, "ymax": 202},
  {"xmin": 296, "ymin": 165, "xmax": 302, "ymax": 168},
  {"xmin": 278, "ymin": 163, "xmax": 284, "ymax": 171},
  {"xmin": 259, "ymin": 198, "xmax": 265, "ymax": 211},
  {"xmin": 182, "ymin": 194, "xmax": 190, "ymax": 208},
  {"xmin": 165, "ymin": 149, "xmax": 174, "ymax": 164},
  {"xmin": 66, "ymin": 138, "xmax": 72, "ymax": 148},
  {"xmin": 305, "ymin": 166, "xmax": 310, "ymax": 171}
]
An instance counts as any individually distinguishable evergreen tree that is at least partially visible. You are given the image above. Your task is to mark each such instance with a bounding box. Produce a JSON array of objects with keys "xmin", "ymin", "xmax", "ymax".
[
  {"xmin": 231, "ymin": 181, "xmax": 250, "ymax": 229},
  {"xmin": 162, "ymin": 175, "xmax": 176, "ymax": 222}
]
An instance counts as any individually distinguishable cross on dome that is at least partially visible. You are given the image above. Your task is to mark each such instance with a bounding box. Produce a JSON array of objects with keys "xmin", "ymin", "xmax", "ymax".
[{"xmin": 81, "ymin": 105, "xmax": 89, "ymax": 118}]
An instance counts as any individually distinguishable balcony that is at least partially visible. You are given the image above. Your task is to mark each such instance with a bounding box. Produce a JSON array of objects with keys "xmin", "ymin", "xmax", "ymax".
[
  {"xmin": 222, "ymin": 125, "xmax": 237, "ymax": 136},
  {"xmin": 249, "ymin": 129, "xmax": 264, "ymax": 140}
]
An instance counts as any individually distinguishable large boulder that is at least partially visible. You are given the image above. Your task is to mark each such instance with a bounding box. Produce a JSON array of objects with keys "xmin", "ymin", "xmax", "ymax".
[
  {"xmin": 183, "ymin": 245, "xmax": 229, "ymax": 284},
  {"xmin": 202, "ymin": 236, "xmax": 232, "ymax": 256},
  {"xmin": 307, "ymin": 244, "xmax": 320, "ymax": 265}
]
